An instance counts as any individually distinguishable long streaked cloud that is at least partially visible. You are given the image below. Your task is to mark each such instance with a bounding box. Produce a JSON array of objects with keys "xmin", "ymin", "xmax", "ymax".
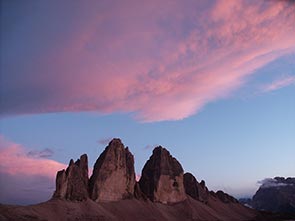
[
  {"xmin": 261, "ymin": 75, "xmax": 295, "ymax": 92},
  {"xmin": 0, "ymin": 135, "xmax": 66, "ymax": 204},
  {"xmin": 1, "ymin": 0, "xmax": 295, "ymax": 121}
]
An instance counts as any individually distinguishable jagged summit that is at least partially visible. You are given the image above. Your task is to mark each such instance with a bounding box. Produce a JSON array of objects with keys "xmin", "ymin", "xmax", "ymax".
[
  {"xmin": 53, "ymin": 154, "xmax": 89, "ymax": 201},
  {"xmin": 52, "ymin": 138, "xmax": 239, "ymax": 206},
  {"xmin": 151, "ymin": 146, "xmax": 184, "ymax": 176},
  {"xmin": 1, "ymin": 138, "xmax": 261, "ymax": 221},
  {"xmin": 89, "ymin": 138, "xmax": 135, "ymax": 202}
]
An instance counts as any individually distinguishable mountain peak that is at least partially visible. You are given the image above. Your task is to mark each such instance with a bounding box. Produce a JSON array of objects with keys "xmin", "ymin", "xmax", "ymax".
[
  {"xmin": 89, "ymin": 138, "xmax": 135, "ymax": 202},
  {"xmin": 52, "ymin": 138, "xmax": 240, "ymax": 207},
  {"xmin": 53, "ymin": 154, "xmax": 89, "ymax": 201},
  {"xmin": 139, "ymin": 145, "xmax": 186, "ymax": 203}
]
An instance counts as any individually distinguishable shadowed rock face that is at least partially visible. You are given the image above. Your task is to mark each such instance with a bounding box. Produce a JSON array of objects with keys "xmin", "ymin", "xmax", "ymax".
[
  {"xmin": 53, "ymin": 154, "xmax": 89, "ymax": 201},
  {"xmin": 183, "ymin": 173, "xmax": 199, "ymax": 199},
  {"xmin": 89, "ymin": 138, "xmax": 136, "ymax": 202},
  {"xmin": 183, "ymin": 173, "xmax": 209, "ymax": 203},
  {"xmin": 134, "ymin": 182, "xmax": 148, "ymax": 201},
  {"xmin": 139, "ymin": 146, "xmax": 186, "ymax": 203}
]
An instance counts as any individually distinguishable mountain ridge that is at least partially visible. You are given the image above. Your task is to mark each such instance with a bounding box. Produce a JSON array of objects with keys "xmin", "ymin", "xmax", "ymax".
[{"xmin": 0, "ymin": 138, "xmax": 290, "ymax": 221}]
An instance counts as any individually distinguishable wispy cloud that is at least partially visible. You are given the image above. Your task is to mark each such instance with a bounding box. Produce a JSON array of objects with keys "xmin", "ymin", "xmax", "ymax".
[
  {"xmin": 27, "ymin": 148, "xmax": 54, "ymax": 158},
  {"xmin": 97, "ymin": 137, "xmax": 112, "ymax": 145},
  {"xmin": 261, "ymin": 76, "xmax": 295, "ymax": 92},
  {"xmin": 1, "ymin": 1, "xmax": 295, "ymax": 121},
  {"xmin": 144, "ymin": 145, "xmax": 153, "ymax": 150}
]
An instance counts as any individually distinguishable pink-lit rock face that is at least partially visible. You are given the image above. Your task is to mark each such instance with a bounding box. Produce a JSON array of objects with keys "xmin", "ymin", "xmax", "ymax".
[
  {"xmin": 89, "ymin": 139, "xmax": 136, "ymax": 202},
  {"xmin": 139, "ymin": 146, "xmax": 186, "ymax": 203}
]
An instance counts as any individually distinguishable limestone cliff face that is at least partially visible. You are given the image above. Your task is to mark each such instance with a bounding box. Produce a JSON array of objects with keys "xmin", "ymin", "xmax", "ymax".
[
  {"xmin": 52, "ymin": 138, "xmax": 240, "ymax": 208},
  {"xmin": 139, "ymin": 146, "xmax": 186, "ymax": 204},
  {"xmin": 89, "ymin": 138, "xmax": 136, "ymax": 202},
  {"xmin": 53, "ymin": 154, "xmax": 89, "ymax": 201}
]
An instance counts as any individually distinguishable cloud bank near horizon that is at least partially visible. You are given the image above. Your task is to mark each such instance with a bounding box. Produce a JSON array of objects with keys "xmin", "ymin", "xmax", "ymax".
[
  {"xmin": 0, "ymin": 135, "xmax": 66, "ymax": 204},
  {"xmin": 258, "ymin": 178, "xmax": 294, "ymax": 189},
  {"xmin": 1, "ymin": 0, "xmax": 295, "ymax": 122}
]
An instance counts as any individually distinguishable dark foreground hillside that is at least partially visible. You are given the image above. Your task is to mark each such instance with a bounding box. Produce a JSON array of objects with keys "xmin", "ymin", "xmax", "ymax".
[
  {"xmin": 0, "ymin": 196, "xmax": 257, "ymax": 221},
  {"xmin": 2, "ymin": 197, "xmax": 295, "ymax": 221}
]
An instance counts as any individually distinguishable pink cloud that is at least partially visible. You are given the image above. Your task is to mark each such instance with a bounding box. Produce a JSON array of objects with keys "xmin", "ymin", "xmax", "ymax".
[
  {"xmin": 262, "ymin": 76, "xmax": 295, "ymax": 92},
  {"xmin": 0, "ymin": 135, "xmax": 67, "ymax": 204},
  {"xmin": 1, "ymin": 1, "xmax": 295, "ymax": 121},
  {"xmin": 0, "ymin": 136, "xmax": 66, "ymax": 177}
]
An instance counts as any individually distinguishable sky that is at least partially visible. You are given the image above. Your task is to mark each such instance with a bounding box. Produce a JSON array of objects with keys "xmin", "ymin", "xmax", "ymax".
[{"xmin": 0, "ymin": 0, "xmax": 295, "ymax": 205}]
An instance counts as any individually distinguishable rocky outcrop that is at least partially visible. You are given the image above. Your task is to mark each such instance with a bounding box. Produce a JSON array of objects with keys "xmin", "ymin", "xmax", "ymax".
[
  {"xmin": 215, "ymin": 190, "xmax": 238, "ymax": 203},
  {"xmin": 183, "ymin": 173, "xmax": 199, "ymax": 199},
  {"xmin": 198, "ymin": 180, "xmax": 210, "ymax": 203},
  {"xmin": 53, "ymin": 154, "xmax": 89, "ymax": 201},
  {"xmin": 52, "ymin": 138, "xmax": 242, "ymax": 209},
  {"xmin": 251, "ymin": 177, "xmax": 295, "ymax": 214},
  {"xmin": 139, "ymin": 146, "xmax": 186, "ymax": 204},
  {"xmin": 183, "ymin": 173, "xmax": 209, "ymax": 203},
  {"xmin": 89, "ymin": 138, "xmax": 136, "ymax": 202},
  {"xmin": 183, "ymin": 173, "xmax": 238, "ymax": 204}
]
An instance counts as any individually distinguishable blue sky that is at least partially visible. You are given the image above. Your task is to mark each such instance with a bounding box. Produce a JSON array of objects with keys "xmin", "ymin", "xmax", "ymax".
[{"xmin": 0, "ymin": 0, "xmax": 294, "ymax": 205}]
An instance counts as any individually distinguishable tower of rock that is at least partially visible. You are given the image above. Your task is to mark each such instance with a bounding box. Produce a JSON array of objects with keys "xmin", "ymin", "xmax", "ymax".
[
  {"xmin": 53, "ymin": 154, "xmax": 89, "ymax": 201},
  {"xmin": 139, "ymin": 146, "xmax": 186, "ymax": 204},
  {"xmin": 88, "ymin": 138, "xmax": 136, "ymax": 202},
  {"xmin": 52, "ymin": 138, "xmax": 239, "ymax": 206}
]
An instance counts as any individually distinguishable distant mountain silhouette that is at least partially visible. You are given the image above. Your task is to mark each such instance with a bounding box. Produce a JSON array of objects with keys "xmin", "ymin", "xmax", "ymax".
[
  {"xmin": 251, "ymin": 177, "xmax": 295, "ymax": 215},
  {"xmin": 0, "ymin": 138, "xmax": 292, "ymax": 220}
]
